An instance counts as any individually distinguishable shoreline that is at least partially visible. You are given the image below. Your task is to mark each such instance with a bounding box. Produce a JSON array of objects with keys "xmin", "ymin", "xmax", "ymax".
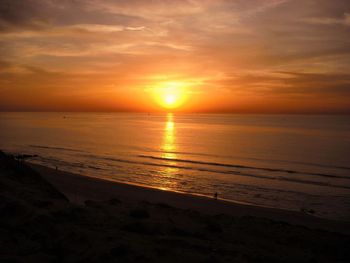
[
  {"xmin": 2, "ymin": 152, "xmax": 349, "ymax": 262},
  {"xmin": 29, "ymin": 162, "xmax": 350, "ymax": 234}
]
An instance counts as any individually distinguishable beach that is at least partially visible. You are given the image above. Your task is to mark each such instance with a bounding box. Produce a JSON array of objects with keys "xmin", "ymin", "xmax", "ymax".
[
  {"xmin": 1, "ymin": 151, "xmax": 350, "ymax": 262},
  {"xmin": 29, "ymin": 163, "xmax": 350, "ymax": 234}
]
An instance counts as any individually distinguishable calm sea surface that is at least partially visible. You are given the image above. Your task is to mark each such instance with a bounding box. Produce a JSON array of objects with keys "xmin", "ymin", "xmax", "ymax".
[{"xmin": 1, "ymin": 112, "xmax": 349, "ymax": 220}]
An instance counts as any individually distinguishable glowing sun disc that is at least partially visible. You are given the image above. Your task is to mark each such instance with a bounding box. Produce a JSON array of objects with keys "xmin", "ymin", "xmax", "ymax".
[
  {"xmin": 165, "ymin": 94, "xmax": 177, "ymax": 105},
  {"xmin": 152, "ymin": 81, "xmax": 187, "ymax": 109}
]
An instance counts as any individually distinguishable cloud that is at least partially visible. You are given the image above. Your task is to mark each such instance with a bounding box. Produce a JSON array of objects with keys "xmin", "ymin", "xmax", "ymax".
[
  {"xmin": 0, "ymin": 0, "xmax": 49, "ymax": 31},
  {"xmin": 303, "ymin": 13, "xmax": 350, "ymax": 26},
  {"xmin": 211, "ymin": 71, "xmax": 350, "ymax": 97},
  {"xmin": 273, "ymin": 72, "xmax": 350, "ymax": 95},
  {"xmin": 0, "ymin": 0, "xmax": 350, "ymax": 112}
]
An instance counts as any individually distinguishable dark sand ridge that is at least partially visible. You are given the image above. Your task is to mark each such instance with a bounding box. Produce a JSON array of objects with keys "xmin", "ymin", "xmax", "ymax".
[
  {"xmin": 29, "ymin": 163, "xmax": 350, "ymax": 235},
  {"xmin": 1, "ymin": 151, "xmax": 350, "ymax": 262}
]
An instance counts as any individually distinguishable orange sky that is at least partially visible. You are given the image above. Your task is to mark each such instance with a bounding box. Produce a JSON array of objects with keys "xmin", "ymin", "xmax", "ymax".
[{"xmin": 1, "ymin": 0, "xmax": 350, "ymax": 113}]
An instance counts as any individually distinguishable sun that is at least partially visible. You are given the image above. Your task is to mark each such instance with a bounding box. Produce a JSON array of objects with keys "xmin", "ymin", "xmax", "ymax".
[
  {"xmin": 152, "ymin": 81, "xmax": 187, "ymax": 110},
  {"xmin": 165, "ymin": 94, "xmax": 177, "ymax": 106}
]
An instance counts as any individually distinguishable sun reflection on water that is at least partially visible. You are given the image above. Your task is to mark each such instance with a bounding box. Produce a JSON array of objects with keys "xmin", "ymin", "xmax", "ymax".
[
  {"xmin": 160, "ymin": 113, "xmax": 179, "ymax": 179},
  {"xmin": 162, "ymin": 114, "xmax": 175, "ymax": 157}
]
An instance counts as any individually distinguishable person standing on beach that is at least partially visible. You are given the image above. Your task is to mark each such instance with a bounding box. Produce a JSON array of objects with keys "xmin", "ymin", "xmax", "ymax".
[{"xmin": 214, "ymin": 192, "xmax": 218, "ymax": 200}]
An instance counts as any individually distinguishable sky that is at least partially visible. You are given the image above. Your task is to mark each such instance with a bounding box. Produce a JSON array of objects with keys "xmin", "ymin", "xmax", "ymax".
[{"xmin": 0, "ymin": 0, "xmax": 350, "ymax": 113}]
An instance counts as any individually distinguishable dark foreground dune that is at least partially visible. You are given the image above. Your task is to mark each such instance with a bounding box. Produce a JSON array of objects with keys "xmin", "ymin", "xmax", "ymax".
[{"xmin": 1, "ymin": 151, "xmax": 349, "ymax": 262}]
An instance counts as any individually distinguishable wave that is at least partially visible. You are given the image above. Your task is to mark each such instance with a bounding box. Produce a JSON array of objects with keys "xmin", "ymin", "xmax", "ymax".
[
  {"xmin": 29, "ymin": 145, "xmax": 86, "ymax": 153},
  {"xmin": 32, "ymin": 154, "xmax": 346, "ymax": 198},
  {"xmin": 138, "ymin": 155, "xmax": 350, "ymax": 180},
  {"xmin": 33, "ymin": 155, "xmax": 107, "ymax": 172},
  {"xmin": 234, "ymin": 156, "xmax": 350, "ymax": 171},
  {"xmin": 29, "ymin": 144, "xmax": 350, "ymax": 172},
  {"xmin": 74, "ymin": 154, "xmax": 350, "ymax": 190},
  {"xmin": 31, "ymin": 153, "xmax": 350, "ymax": 190},
  {"xmin": 144, "ymin": 149, "xmax": 350, "ymax": 170}
]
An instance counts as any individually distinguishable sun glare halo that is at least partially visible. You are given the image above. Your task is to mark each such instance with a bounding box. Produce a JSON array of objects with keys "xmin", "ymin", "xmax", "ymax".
[{"xmin": 152, "ymin": 81, "xmax": 188, "ymax": 110}]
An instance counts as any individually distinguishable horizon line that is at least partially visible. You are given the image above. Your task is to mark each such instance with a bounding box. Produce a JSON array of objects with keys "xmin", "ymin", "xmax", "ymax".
[{"xmin": 1, "ymin": 110, "xmax": 350, "ymax": 116}]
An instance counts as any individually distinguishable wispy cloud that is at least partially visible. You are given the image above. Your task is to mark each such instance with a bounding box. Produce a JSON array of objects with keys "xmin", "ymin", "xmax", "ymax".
[
  {"xmin": 303, "ymin": 13, "xmax": 350, "ymax": 26},
  {"xmin": 1, "ymin": 0, "xmax": 349, "ymax": 113}
]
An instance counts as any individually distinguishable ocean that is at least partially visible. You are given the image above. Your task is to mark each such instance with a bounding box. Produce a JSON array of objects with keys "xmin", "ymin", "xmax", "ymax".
[{"xmin": 0, "ymin": 112, "xmax": 349, "ymax": 220}]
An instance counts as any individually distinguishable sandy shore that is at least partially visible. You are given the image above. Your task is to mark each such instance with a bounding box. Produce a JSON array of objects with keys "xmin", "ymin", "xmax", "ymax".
[
  {"xmin": 29, "ymin": 163, "xmax": 350, "ymax": 234},
  {"xmin": 2, "ymin": 152, "xmax": 350, "ymax": 262}
]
